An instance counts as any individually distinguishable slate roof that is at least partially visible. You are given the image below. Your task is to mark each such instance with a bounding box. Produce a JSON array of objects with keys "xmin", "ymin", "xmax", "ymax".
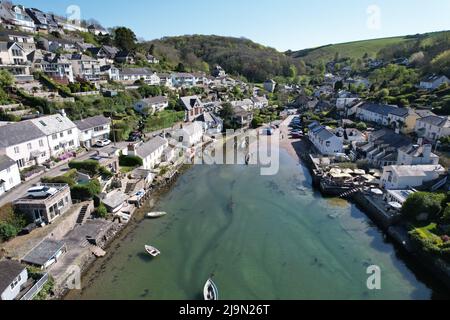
[
  {"xmin": 0, "ymin": 121, "xmax": 45, "ymax": 148},
  {"xmin": 421, "ymin": 74, "xmax": 450, "ymax": 83},
  {"xmin": 22, "ymin": 240, "xmax": 66, "ymax": 267},
  {"xmin": 180, "ymin": 96, "xmax": 203, "ymax": 111},
  {"xmin": 121, "ymin": 67, "xmax": 152, "ymax": 76},
  {"xmin": 419, "ymin": 115, "xmax": 450, "ymax": 128},
  {"xmin": 140, "ymin": 96, "xmax": 168, "ymax": 105},
  {"xmin": 135, "ymin": 136, "xmax": 167, "ymax": 158},
  {"xmin": 74, "ymin": 115, "xmax": 111, "ymax": 131},
  {"xmin": 360, "ymin": 103, "xmax": 408, "ymax": 117},
  {"xmin": 0, "ymin": 260, "xmax": 26, "ymax": 293},
  {"xmin": 0, "ymin": 155, "xmax": 16, "ymax": 171},
  {"xmin": 30, "ymin": 114, "xmax": 77, "ymax": 136}
]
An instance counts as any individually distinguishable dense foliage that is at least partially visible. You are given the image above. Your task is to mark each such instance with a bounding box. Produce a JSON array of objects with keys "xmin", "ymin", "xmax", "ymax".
[
  {"xmin": 0, "ymin": 204, "xmax": 27, "ymax": 241},
  {"xmin": 119, "ymin": 155, "xmax": 143, "ymax": 167},
  {"xmin": 144, "ymin": 35, "xmax": 306, "ymax": 82},
  {"xmin": 71, "ymin": 180, "xmax": 101, "ymax": 201},
  {"xmin": 402, "ymin": 192, "xmax": 447, "ymax": 221}
]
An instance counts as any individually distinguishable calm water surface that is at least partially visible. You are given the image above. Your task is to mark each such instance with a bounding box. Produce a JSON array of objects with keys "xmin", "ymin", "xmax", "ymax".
[{"xmin": 68, "ymin": 151, "xmax": 446, "ymax": 300}]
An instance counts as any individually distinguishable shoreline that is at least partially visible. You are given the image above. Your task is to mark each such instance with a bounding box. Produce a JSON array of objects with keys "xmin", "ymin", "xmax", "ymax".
[{"xmin": 61, "ymin": 164, "xmax": 192, "ymax": 300}]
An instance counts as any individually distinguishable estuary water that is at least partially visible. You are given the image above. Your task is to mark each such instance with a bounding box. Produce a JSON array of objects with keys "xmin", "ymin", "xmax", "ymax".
[{"xmin": 68, "ymin": 150, "xmax": 446, "ymax": 300}]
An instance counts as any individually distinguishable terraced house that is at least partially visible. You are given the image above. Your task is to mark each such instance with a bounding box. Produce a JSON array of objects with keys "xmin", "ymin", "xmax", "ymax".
[{"xmin": 74, "ymin": 115, "xmax": 111, "ymax": 149}]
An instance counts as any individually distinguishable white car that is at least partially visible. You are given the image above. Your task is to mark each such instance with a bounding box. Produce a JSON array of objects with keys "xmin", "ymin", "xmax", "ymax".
[
  {"xmin": 96, "ymin": 139, "xmax": 111, "ymax": 147},
  {"xmin": 27, "ymin": 186, "xmax": 58, "ymax": 198}
]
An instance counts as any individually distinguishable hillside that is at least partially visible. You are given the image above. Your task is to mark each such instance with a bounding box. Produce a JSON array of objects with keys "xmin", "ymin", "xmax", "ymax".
[
  {"xmin": 288, "ymin": 31, "xmax": 450, "ymax": 74},
  {"xmin": 142, "ymin": 35, "xmax": 306, "ymax": 82}
]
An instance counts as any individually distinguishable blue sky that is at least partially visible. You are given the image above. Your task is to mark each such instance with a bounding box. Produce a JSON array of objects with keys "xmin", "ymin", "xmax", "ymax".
[{"xmin": 20, "ymin": 0, "xmax": 450, "ymax": 51}]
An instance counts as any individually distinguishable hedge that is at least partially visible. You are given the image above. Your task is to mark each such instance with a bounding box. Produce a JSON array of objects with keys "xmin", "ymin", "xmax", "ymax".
[
  {"xmin": 71, "ymin": 180, "xmax": 101, "ymax": 201},
  {"xmin": 119, "ymin": 155, "xmax": 143, "ymax": 167},
  {"xmin": 41, "ymin": 169, "xmax": 78, "ymax": 187},
  {"xmin": 69, "ymin": 160, "xmax": 100, "ymax": 176}
]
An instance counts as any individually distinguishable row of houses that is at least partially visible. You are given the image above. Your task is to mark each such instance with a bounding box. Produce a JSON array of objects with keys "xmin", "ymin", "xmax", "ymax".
[{"xmin": 0, "ymin": 112, "xmax": 111, "ymax": 196}]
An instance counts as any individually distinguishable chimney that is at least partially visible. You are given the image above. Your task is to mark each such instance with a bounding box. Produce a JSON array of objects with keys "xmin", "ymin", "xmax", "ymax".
[
  {"xmin": 423, "ymin": 144, "xmax": 432, "ymax": 163},
  {"xmin": 60, "ymin": 109, "xmax": 66, "ymax": 118},
  {"xmin": 395, "ymin": 128, "xmax": 400, "ymax": 135}
]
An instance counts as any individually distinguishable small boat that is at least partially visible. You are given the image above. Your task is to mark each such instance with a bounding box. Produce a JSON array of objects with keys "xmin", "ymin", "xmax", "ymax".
[
  {"xmin": 146, "ymin": 212, "xmax": 167, "ymax": 219},
  {"xmin": 145, "ymin": 245, "xmax": 160, "ymax": 257},
  {"xmin": 203, "ymin": 278, "xmax": 219, "ymax": 301}
]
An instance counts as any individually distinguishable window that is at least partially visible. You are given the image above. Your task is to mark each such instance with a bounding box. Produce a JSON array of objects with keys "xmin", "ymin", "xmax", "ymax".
[
  {"xmin": 9, "ymin": 177, "xmax": 13, "ymax": 184},
  {"xmin": 27, "ymin": 143, "xmax": 32, "ymax": 150},
  {"xmin": 69, "ymin": 140, "xmax": 74, "ymax": 147},
  {"xmin": 52, "ymin": 134, "xmax": 57, "ymax": 140},
  {"xmin": 68, "ymin": 129, "xmax": 72, "ymax": 135},
  {"xmin": 56, "ymin": 117, "xmax": 62, "ymax": 122},
  {"xmin": 14, "ymin": 146, "xmax": 19, "ymax": 154},
  {"xmin": 7, "ymin": 167, "xmax": 11, "ymax": 173},
  {"xmin": 54, "ymin": 145, "xmax": 60, "ymax": 151},
  {"xmin": 39, "ymin": 139, "xmax": 44, "ymax": 147},
  {"xmin": 39, "ymin": 120, "xmax": 47, "ymax": 127},
  {"xmin": 60, "ymin": 132, "xmax": 64, "ymax": 138}
]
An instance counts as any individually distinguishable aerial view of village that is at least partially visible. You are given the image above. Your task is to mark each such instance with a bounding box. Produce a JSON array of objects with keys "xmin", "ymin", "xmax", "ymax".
[{"xmin": 0, "ymin": 0, "xmax": 450, "ymax": 304}]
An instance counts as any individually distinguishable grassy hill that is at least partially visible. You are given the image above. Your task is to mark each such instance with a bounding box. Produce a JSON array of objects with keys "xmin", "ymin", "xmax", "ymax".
[
  {"xmin": 288, "ymin": 31, "xmax": 450, "ymax": 69},
  {"xmin": 288, "ymin": 36, "xmax": 414, "ymax": 63}
]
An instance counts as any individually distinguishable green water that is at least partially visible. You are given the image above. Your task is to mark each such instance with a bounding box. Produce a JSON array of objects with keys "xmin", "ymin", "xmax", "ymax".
[{"xmin": 70, "ymin": 151, "xmax": 444, "ymax": 300}]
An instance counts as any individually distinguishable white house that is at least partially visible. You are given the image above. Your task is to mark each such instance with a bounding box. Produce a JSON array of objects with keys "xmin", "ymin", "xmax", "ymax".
[
  {"xmin": 415, "ymin": 115, "xmax": 450, "ymax": 142},
  {"xmin": 0, "ymin": 31, "xmax": 35, "ymax": 53},
  {"xmin": 39, "ymin": 54, "xmax": 74, "ymax": 83},
  {"xmin": 335, "ymin": 128, "xmax": 367, "ymax": 144},
  {"xmin": 119, "ymin": 68, "xmax": 160, "ymax": 85},
  {"xmin": 171, "ymin": 72, "xmax": 196, "ymax": 87},
  {"xmin": 0, "ymin": 41, "xmax": 31, "ymax": 78},
  {"xmin": 308, "ymin": 122, "xmax": 343, "ymax": 156},
  {"xmin": 0, "ymin": 4, "xmax": 35, "ymax": 33},
  {"xmin": 157, "ymin": 73, "xmax": 173, "ymax": 88},
  {"xmin": 30, "ymin": 111, "xmax": 79, "ymax": 157},
  {"xmin": 100, "ymin": 65, "xmax": 120, "ymax": 81},
  {"xmin": 171, "ymin": 122, "xmax": 204, "ymax": 148},
  {"xmin": 397, "ymin": 143, "xmax": 439, "ymax": 166},
  {"xmin": 380, "ymin": 164, "xmax": 446, "ymax": 190},
  {"xmin": 128, "ymin": 136, "xmax": 168, "ymax": 170},
  {"xmin": 419, "ymin": 75, "xmax": 450, "ymax": 90},
  {"xmin": 134, "ymin": 96, "xmax": 169, "ymax": 116},
  {"xmin": 0, "ymin": 155, "xmax": 21, "ymax": 196},
  {"xmin": 0, "ymin": 260, "xmax": 28, "ymax": 301},
  {"xmin": 74, "ymin": 115, "xmax": 111, "ymax": 149},
  {"xmin": 0, "ymin": 121, "xmax": 50, "ymax": 169}
]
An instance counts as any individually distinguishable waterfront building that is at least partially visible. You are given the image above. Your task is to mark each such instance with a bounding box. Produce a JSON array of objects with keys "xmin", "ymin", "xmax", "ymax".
[
  {"xmin": 0, "ymin": 155, "xmax": 21, "ymax": 196},
  {"xmin": 13, "ymin": 183, "xmax": 72, "ymax": 224},
  {"xmin": 0, "ymin": 260, "xmax": 28, "ymax": 300},
  {"xmin": 128, "ymin": 136, "xmax": 168, "ymax": 170},
  {"xmin": 380, "ymin": 164, "xmax": 446, "ymax": 190}
]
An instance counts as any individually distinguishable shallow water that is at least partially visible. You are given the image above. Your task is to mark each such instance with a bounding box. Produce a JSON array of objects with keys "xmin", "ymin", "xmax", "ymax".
[{"xmin": 68, "ymin": 151, "xmax": 447, "ymax": 300}]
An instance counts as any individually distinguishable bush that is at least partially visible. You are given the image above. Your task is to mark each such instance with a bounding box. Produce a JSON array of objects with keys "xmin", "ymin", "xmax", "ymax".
[
  {"xmin": 69, "ymin": 160, "xmax": 100, "ymax": 176},
  {"xmin": 119, "ymin": 155, "xmax": 143, "ymax": 167},
  {"xmin": 356, "ymin": 122, "xmax": 367, "ymax": 131},
  {"xmin": 0, "ymin": 222, "xmax": 18, "ymax": 241},
  {"xmin": 71, "ymin": 180, "xmax": 101, "ymax": 201},
  {"xmin": 95, "ymin": 203, "xmax": 108, "ymax": 219}
]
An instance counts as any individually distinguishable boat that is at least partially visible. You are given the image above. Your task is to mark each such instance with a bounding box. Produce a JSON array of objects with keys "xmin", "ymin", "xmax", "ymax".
[
  {"xmin": 203, "ymin": 278, "xmax": 219, "ymax": 301},
  {"xmin": 145, "ymin": 245, "xmax": 161, "ymax": 257},
  {"xmin": 146, "ymin": 212, "xmax": 167, "ymax": 219}
]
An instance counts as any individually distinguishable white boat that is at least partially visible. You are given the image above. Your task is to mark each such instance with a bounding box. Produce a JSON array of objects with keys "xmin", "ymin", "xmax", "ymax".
[
  {"xmin": 145, "ymin": 245, "xmax": 161, "ymax": 257},
  {"xmin": 146, "ymin": 212, "xmax": 167, "ymax": 219},
  {"xmin": 203, "ymin": 278, "xmax": 219, "ymax": 301}
]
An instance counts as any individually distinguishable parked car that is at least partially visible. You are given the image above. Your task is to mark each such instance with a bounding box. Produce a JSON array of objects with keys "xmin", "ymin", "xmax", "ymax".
[
  {"xmin": 96, "ymin": 139, "xmax": 112, "ymax": 147},
  {"xmin": 27, "ymin": 186, "xmax": 58, "ymax": 198}
]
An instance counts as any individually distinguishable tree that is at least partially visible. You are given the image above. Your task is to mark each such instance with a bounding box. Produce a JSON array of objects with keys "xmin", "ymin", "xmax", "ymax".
[
  {"xmin": 402, "ymin": 192, "xmax": 446, "ymax": 221},
  {"xmin": 0, "ymin": 70, "xmax": 14, "ymax": 87},
  {"xmin": 356, "ymin": 122, "xmax": 367, "ymax": 131},
  {"xmin": 334, "ymin": 81, "xmax": 344, "ymax": 92},
  {"xmin": 113, "ymin": 27, "xmax": 137, "ymax": 52},
  {"xmin": 95, "ymin": 203, "xmax": 108, "ymax": 218},
  {"xmin": 0, "ymin": 222, "xmax": 17, "ymax": 241},
  {"xmin": 176, "ymin": 62, "xmax": 186, "ymax": 72}
]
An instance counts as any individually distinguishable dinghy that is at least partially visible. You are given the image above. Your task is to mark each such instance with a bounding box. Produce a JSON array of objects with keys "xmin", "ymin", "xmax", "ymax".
[
  {"xmin": 145, "ymin": 245, "xmax": 161, "ymax": 257},
  {"xmin": 146, "ymin": 212, "xmax": 167, "ymax": 219},
  {"xmin": 203, "ymin": 278, "xmax": 219, "ymax": 301}
]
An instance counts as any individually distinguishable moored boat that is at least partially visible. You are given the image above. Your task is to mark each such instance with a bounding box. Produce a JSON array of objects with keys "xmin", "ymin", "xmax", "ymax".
[
  {"xmin": 145, "ymin": 245, "xmax": 161, "ymax": 257},
  {"xmin": 146, "ymin": 212, "xmax": 167, "ymax": 219},
  {"xmin": 203, "ymin": 278, "xmax": 219, "ymax": 300}
]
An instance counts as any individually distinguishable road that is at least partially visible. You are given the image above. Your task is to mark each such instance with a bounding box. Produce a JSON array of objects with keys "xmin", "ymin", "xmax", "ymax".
[{"xmin": 0, "ymin": 142, "xmax": 128, "ymax": 207}]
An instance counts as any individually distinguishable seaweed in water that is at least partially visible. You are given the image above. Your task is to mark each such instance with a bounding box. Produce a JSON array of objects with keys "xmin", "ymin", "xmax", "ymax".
[
  {"xmin": 265, "ymin": 180, "xmax": 285, "ymax": 196},
  {"xmin": 226, "ymin": 196, "xmax": 235, "ymax": 215},
  {"xmin": 140, "ymin": 289, "xmax": 150, "ymax": 298}
]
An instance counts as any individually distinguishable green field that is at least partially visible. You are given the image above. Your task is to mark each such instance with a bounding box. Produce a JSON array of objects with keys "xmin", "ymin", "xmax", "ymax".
[
  {"xmin": 145, "ymin": 110, "xmax": 185, "ymax": 132},
  {"xmin": 290, "ymin": 36, "xmax": 414, "ymax": 63}
]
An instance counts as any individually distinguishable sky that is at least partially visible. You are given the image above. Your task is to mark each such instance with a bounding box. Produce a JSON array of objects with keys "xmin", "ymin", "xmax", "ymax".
[{"xmin": 18, "ymin": 0, "xmax": 450, "ymax": 51}]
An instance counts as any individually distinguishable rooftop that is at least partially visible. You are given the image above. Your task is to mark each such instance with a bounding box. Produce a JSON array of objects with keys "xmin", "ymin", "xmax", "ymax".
[
  {"xmin": 0, "ymin": 260, "xmax": 26, "ymax": 293},
  {"xmin": 135, "ymin": 136, "xmax": 168, "ymax": 158},
  {"xmin": 74, "ymin": 115, "xmax": 111, "ymax": 131},
  {"xmin": 22, "ymin": 240, "xmax": 66, "ymax": 267},
  {"xmin": 0, "ymin": 155, "xmax": 16, "ymax": 172},
  {"xmin": 0, "ymin": 121, "xmax": 45, "ymax": 148}
]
